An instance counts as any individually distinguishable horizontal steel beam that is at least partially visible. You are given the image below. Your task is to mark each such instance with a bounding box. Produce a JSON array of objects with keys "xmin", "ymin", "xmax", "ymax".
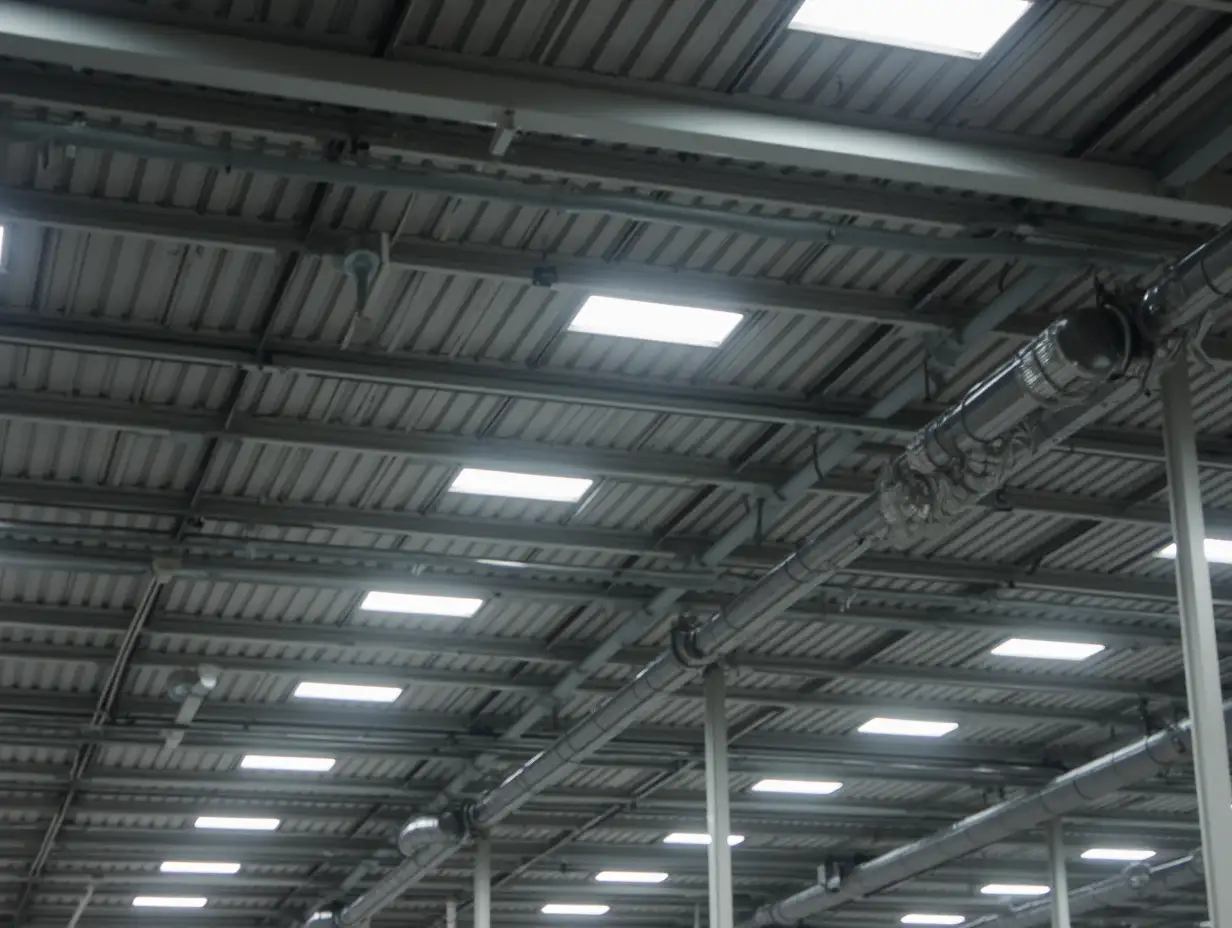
[{"xmin": 0, "ymin": 2, "xmax": 1228, "ymax": 223}]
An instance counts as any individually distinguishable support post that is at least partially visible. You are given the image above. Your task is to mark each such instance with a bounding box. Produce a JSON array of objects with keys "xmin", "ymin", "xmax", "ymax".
[
  {"xmin": 1160, "ymin": 362, "xmax": 1232, "ymax": 928},
  {"xmin": 1047, "ymin": 820, "xmax": 1070, "ymax": 928},
  {"xmin": 473, "ymin": 838, "xmax": 491, "ymax": 928},
  {"xmin": 704, "ymin": 665, "xmax": 734, "ymax": 928},
  {"xmin": 445, "ymin": 897, "xmax": 457, "ymax": 928}
]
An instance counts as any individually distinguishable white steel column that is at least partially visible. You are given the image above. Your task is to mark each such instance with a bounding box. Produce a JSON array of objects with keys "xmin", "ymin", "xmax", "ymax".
[
  {"xmin": 704, "ymin": 665, "xmax": 734, "ymax": 928},
  {"xmin": 473, "ymin": 839, "xmax": 491, "ymax": 928},
  {"xmin": 1047, "ymin": 820, "xmax": 1070, "ymax": 928},
  {"xmin": 1160, "ymin": 362, "xmax": 1232, "ymax": 928}
]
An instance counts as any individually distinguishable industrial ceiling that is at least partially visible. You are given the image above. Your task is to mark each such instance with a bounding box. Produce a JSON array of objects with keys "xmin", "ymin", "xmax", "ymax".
[{"xmin": 0, "ymin": 1, "xmax": 1231, "ymax": 927}]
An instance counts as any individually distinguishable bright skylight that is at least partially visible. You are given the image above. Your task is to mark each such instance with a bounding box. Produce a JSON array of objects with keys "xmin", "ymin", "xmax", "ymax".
[
  {"xmin": 751, "ymin": 778, "xmax": 843, "ymax": 795},
  {"xmin": 360, "ymin": 591, "xmax": 484, "ymax": 617},
  {"xmin": 594, "ymin": 871, "xmax": 668, "ymax": 884},
  {"xmin": 788, "ymin": 0, "xmax": 1031, "ymax": 58},
  {"xmin": 132, "ymin": 896, "xmax": 208, "ymax": 908},
  {"xmin": 568, "ymin": 296, "xmax": 743, "ymax": 347},
  {"xmin": 292, "ymin": 681, "xmax": 403, "ymax": 703},
  {"xmin": 240, "ymin": 754, "xmax": 336, "ymax": 773},
  {"xmin": 449, "ymin": 467, "xmax": 593, "ymax": 502},
  {"xmin": 858, "ymin": 717, "xmax": 958, "ymax": 738},
  {"xmin": 901, "ymin": 917, "xmax": 965, "ymax": 927},
  {"xmin": 990, "ymin": 638, "xmax": 1106, "ymax": 661},
  {"xmin": 662, "ymin": 832, "xmax": 745, "ymax": 846},
  {"xmin": 1081, "ymin": 848, "xmax": 1156, "ymax": 862},
  {"xmin": 159, "ymin": 861, "xmax": 242, "ymax": 875},
  {"xmin": 542, "ymin": 904, "xmax": 611, "ymax": 916},
  {"xmin": 980, "ymin": 884, "xmax": 1049, "ymax": 897},
  {"xmin": 193, "ymin": 816, "xmax": 280, "ymax": 831},
  {"xmin": 1157, "ymin": 538, "xmax": 1232, "ymax": 564}
]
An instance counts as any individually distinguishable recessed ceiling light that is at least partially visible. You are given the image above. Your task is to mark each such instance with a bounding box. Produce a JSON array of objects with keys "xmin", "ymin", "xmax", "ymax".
[
  {"xmin": 788, "ymin": 0, "xmax": 1031, "ymax": 58},
  {"xmin": 990, "ymin": 638, "xmax": 1106, "ymax": 661},
  {"xmin": 1157, "ymin": 539, "xmax": 1232, "ymax": 564},
  {"xmin": 568, "ymin": 295, "xmax": 743, "ymax": 347},
  {"xmin": 1081, "ymin": 848, "xmax": 1156, "ymax": 862},
  {"xmin": 240, "ymin": 754, "xmax": 335, "ymax": 773},
  {"xmin": 901, "ymin": 916, "xmax": 965, "ymax": 926},
  {"xmin": 193, "ymin": 815, "xmax": 280, "ymax": 831},
  {"xmin": 132, "ymin": 896, "xmax": 208, "ymax": 908},
  {"xmin": 662, "ymin": 832, "xmax": 745, "ymax": 846},
  {"xmin": 858, "ymin": 717, "xmax": 958, "ymax": 738},
  {"xmin": 594, "ymin": 871, "xmax": 668, "ymax": 884},
  {"xmin": 159, "ymin": 861, "xmax": 241, "ymax": 875},
  {"xmin": 449, "ymin": 467, "xmax": 594, "ymax": 502},
  {"xmin": 359, "ymin": 591, "xmax": 484, "ymax": 617},
  {"xmin": 542, "ymin": 904, "xmax": 611, "ymax": 916},
  {"xmin": 751, "ymin": 778, "xmax": 843, "ymax": 795},
  {"xmin": 292, "ymin": 681, "xmax": 403, "ymax": 703},
  {"xmin": 980, "ymin": 884, "xmax": 1049, "ymax": 897}
]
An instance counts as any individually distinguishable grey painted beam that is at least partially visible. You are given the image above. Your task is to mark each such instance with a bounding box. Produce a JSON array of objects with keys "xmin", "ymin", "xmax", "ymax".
[{"xmin": 1158, "ymin": 101, "xmax": 1232, "ymax": 187}]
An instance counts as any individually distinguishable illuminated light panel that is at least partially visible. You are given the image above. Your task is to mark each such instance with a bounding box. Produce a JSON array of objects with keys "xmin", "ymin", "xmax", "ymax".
[
  {"xmin": 858, "ymin": 717, "xmax": 958, "ymax": 738},
  {"xmin": 1081, "ymin": 848, "xmax": 1156, "ymax": 862},
  {"xmin": 1157, "ymin": 538, "xmax": 1232, "ymax": 564},
  {"xmin": 594, "ymin": 871, "xmax": 668, "ymax": 884},
  {"xmin": 449, "ymin": 467, "xmax": 593, "ymax": 502},
  {"xmin": 542, "ymin": 904, "xmax": 610, "ymax": 916},
  {"xmin": 240, "ymin": 754, "xmax": 335, "ymax": 773},
  {"xmin": 901, "ymin": 916, "xmax": 965, "ymax": 926},
  {"xmin": 193, "ymin": 816, "xmax": 280, "ymax": 831},
  {"xmin": 990, "ymin": 638, "xmax": 1105, "ymax": 661},
  {"xmin": 132, "ymin": 896, "xmax": 208, "ymax": 908},
  {"xmin": 359, "ymin": 591, "xmax": 484, "ymax": 617},
  {"xmin": 980, "ymin": 884, "xmax": 1049, "ymax": 897},
  {"xmin": 568, "ymin": 296, "xmax": 743, "ymax": 347},
  {"xmin": 662, "ymin": 832, "xmax": 745, "ymax": 846},
  {"xmin": 159, "ymin": 861, "xmax": 241, "ymax": 875},
  {"xmin": 788, "ymin": 0, "xmax": 1031, "ymax": 58},
  {"xmin": 751, "ymin": 778, "xmax": 843, "ymax": 795},
  {"xmin": 292, "ymin": 681, "xmax": 403, "ymax": 703}
]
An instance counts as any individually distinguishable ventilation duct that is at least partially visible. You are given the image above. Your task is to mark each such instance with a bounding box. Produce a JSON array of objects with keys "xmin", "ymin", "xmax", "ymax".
[{"xmin": 323, "ymin": 223, "xmax": 1232, "ymax": 928}]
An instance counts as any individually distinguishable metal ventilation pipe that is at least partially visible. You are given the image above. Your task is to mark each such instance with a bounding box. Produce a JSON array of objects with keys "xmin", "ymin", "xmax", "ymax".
[
  {"xmin": 328, "ymin": 221, "xmax": 1232, "ymax": 928},
  {"xmin": 748, "ymin": 701, "xmax": 1230, "ymax": 926},
  {"xmin": 960, "ymin": 849, "xmax": 1206, "ymax": 928}
]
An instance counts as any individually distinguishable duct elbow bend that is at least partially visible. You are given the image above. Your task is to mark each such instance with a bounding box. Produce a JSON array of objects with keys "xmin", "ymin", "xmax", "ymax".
[{"xmin": 396, "ymin": 809, "xmax": 467, "ymax": 856}]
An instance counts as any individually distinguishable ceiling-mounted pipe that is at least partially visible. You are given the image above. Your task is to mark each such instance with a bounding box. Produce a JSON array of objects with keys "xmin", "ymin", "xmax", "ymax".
[{"xmin": 325, "ymin": 223, "xmax": 1232, "ymax": 928}]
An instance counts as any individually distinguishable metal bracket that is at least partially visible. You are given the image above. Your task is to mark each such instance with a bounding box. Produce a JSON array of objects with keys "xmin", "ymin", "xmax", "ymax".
[{"xmin": 670, "ymin": 614, "xmax": 707, "ymax": 668}]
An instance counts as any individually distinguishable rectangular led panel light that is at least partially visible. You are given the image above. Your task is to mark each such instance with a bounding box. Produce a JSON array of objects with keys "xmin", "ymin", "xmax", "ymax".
[
  {"xmin": 1157, "ymin": 538, "xmax": 1232, "ymax": 564},
  {"xmin": 194, "ymin": 816, "xmax": 280, "ymax": 831},
  {"xmin": 662, "ymin": 832, "xmax": 745, "ymax": 846},
  {"xmin": 788, "ymin": 0, "xmax": 1031, "ymax": 58},
  {"xmin": 360, "ymin": 591, "xmax": 484, "ymax": 617},
  {"xmin": 160, "ymin": 861, "xmax": 241, "ymax": 875},
  {"xmin": 980, "ymin": 884, "xmax": 1049, "ymax": 897},
  {"xmin": 990, "ymin": 638, "xmax": 1106, "ymax": 661},
  {"xmin": 542, "ymin": 904, "xmax": 611, "ymax": 916},
  {"xmin": 449, "ymin": 467, "xmax": 593, "ymax": 502},
  {"xmin": 751, "ymin": 778, "xmax": 843, "ymax": 795},
  {"xmin": 292, "ymin": 681, "xmax": 403, "ymax": 703},
  {"xmin": 901, "ymin": 917, "xmax": 965, "ymax": 927},
  {"xmin": 568, "ymin": 296, "xmax": 743, "ymax": 347},
  {"xmin": 594, "ymin": 871, "xmax": 668, "ymax": 884},
  {"xmin": 132, "ymin": 896, "xmax": 208, "ymax": 908},
  {"xmin": 240, "ymin": 754, "xmax": 335, "ymax": 773},
  {"xmin": 858, "ymin": 717, "xmax": 958, "ymax": 738},
  {"xmin": 1081, "ymin": 848, "xmax": 1156, "ymax": 862}
]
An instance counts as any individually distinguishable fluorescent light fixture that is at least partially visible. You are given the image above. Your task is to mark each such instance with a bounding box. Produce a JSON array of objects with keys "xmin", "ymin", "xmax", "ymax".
[
  {"xmin": 980, "ymin": 884, "xmax": 1049, "ymax": 897},
  {"xmin": 858, "ymin": 717, "xmax": 958, "ymax": 738},
  {"xmin": 292, "ymin": 681, "xmax": 403, "ymax": 703},
  {"xmin": 132, "ymin": 896, "xmax": 208, "ymax": 908},
  {"xmin": 542, "ymin": 904, "xmax": 610, "ymax": 916},
  {"xmin": 1081, "ymin": 848, "xmax": 1156, "ymax": 862},
  {"xmin": 788, "ymin": 0, "xmax": 1030, "ymax": 58},
  {"xmin": 990, "ymin": 638, "xmax": 1106, "ymax": 661},
  {"xmin": 901, "ymin": 916, "xmax": 965, "ymax": 926},
  {"xmin": 662, "ymin": 832, "xmax": 745, "ymax": 846},
  {"xmin": 240, "ymin": 754, "xmax": 335, "ymax": 773},
  {"xmin": 360, "ymin": 591, "xmax": 484, "ymax": 617},
  {"xmin": 751, "ymin": 778, "xmax": 843, "ymax": 795},
  {"xmin": 477, "ymin": 559, "xmax": 528, "ymax": 568},
  {"xmin": 159, "ymin": 861, "xmax": 241, "ymax": 875},
  {"xmin": 569, "ymin": 295, "xmax": 743, "ymax": 347},
  {"xmin": 193, "ymin": 815, "xmax": 280, "ymax": 831},
  {"xmin": 1157, "ymin": 538, "xmax": 1232, "ymax": 564},
  {"xmin": 449, "ymin": 467, "xmax": 593, "ymax": 502},
  {"xmin": 595, "ymin": 871, "xmax": 668, "ymax": 884}
]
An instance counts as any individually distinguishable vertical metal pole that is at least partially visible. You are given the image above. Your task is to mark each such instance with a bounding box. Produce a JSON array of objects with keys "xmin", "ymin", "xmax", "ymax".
[
  {"xmin": 474, "ymin": 838, "xmax": 491, "ymax": 928},
  {"xmin": 445, "ymin": 897, "xmax": 457, "ymax": 928},
  {"xmin": 704, "ymin": 665, "xmax": 734, "ymax": 928},
  {"xmin": 1047, "ymin": 820, "xmax": 1070, "ymax": 928},
  {"xmin": 1161, "ymin": 362, "xmax": 1232, "ymax": 928}
]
